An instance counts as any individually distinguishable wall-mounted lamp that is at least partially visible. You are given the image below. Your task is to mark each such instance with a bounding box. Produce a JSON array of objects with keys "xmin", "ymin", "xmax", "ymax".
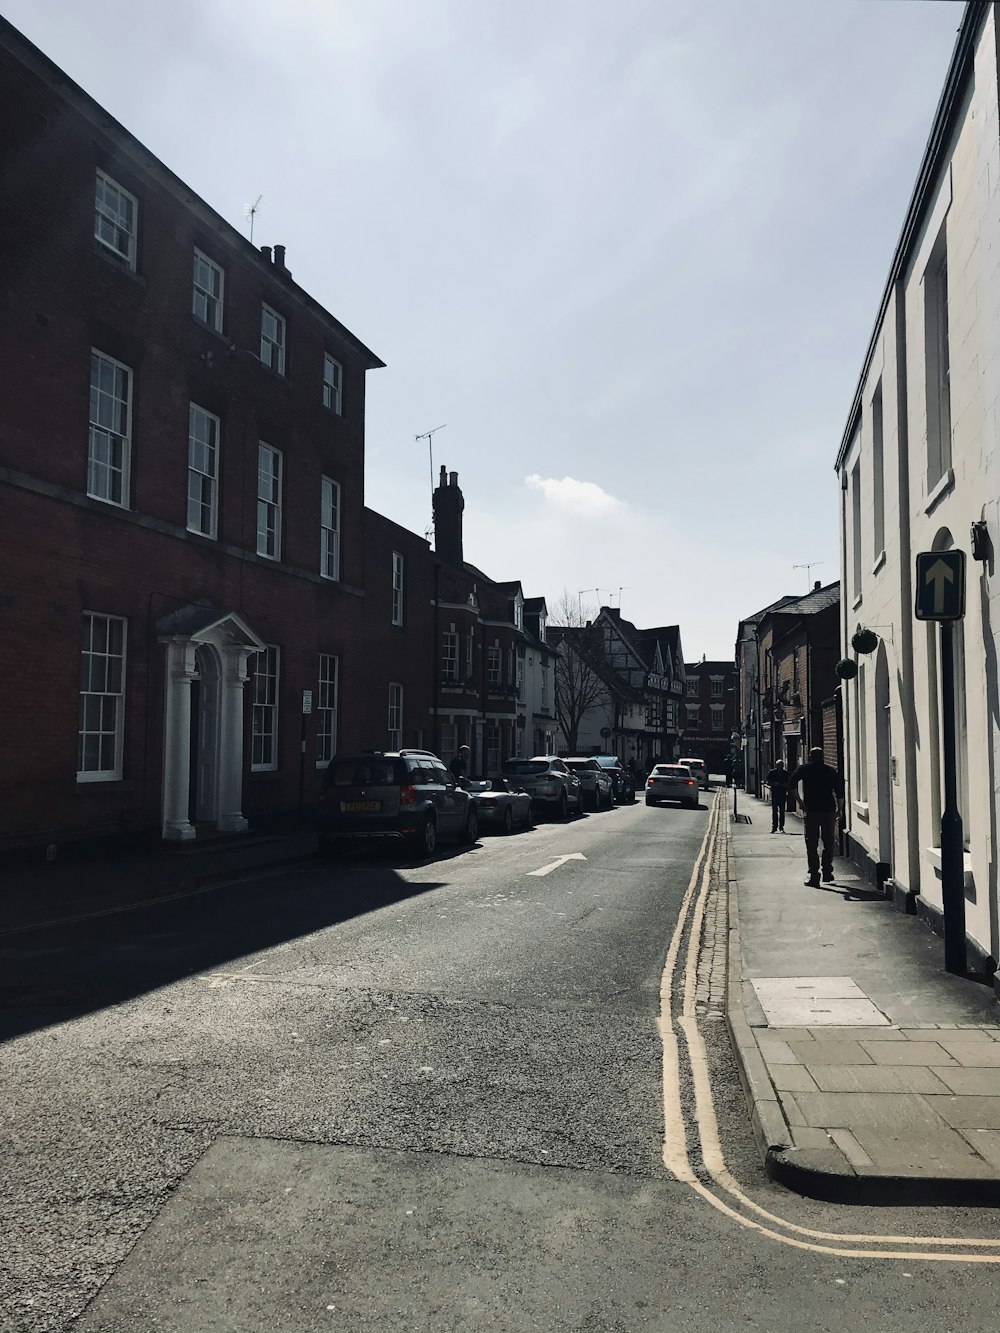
[{"xmin": 971, "ymin": 520, "xmax": 991, "ymax": 563}]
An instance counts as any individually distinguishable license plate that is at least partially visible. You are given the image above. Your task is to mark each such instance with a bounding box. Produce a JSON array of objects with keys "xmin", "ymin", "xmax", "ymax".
[{"xmin": 343, "ymin": 800, "xmax": 381, "ymax": 812}]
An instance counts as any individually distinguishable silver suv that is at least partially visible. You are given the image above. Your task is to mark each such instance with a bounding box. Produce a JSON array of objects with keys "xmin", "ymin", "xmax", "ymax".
[{"xmin": 501, "ymin": 756, "xmax": 582, "ymax": 819}]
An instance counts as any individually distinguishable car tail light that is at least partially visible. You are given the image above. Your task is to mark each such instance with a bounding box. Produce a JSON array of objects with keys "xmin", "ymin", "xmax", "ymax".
[
  {"xmin": 687, "ymin": 779, "xmax": 695, "ymax": 786},
  {"xmin": 400, "ymin": 785, "xmax": 417, "ymax": 805},
  {"xmin": 646, "ymin": 778, "xmax": 654, "ymax": 787}
]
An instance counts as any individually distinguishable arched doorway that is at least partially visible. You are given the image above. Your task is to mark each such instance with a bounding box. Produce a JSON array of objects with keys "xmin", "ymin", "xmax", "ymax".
[{"xmin": 874, "ymin": 641, "xmax": 893, "ymax": 877}]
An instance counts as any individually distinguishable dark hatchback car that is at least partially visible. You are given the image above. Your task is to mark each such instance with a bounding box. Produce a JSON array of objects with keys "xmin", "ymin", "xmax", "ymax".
[
  {"xmin": 317, "ymin": 750, "xmax": 479, "ymax": 857},
  {"xmin": 592, "ymin": 754, "xmax": 636, "ymax": 803}
]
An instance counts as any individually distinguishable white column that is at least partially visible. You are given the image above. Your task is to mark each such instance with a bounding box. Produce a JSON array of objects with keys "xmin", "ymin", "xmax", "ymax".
[
  {"xmin": 216, "ymin": 646, "xmax": 253, "ymax": 833},
  {"xmin": 161, "ymin": 639, "xmax": 197, "ymax": 841}
]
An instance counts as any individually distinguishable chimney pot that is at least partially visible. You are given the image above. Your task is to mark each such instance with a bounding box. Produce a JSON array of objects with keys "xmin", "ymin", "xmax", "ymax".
[
  {"xmin": 813, "ymin": 580, "xmax": 821, "ymax": 590},
  {"xmin": 449, "ymin": 471, "xmax": 458, "ymax": 487},
  {"xmin": 274, "ymin": 244, "xmax": 286, "ymax": 268},
  {"xmin": 260, "ymin": 245, "xmax": 272, "ymax": 262}
]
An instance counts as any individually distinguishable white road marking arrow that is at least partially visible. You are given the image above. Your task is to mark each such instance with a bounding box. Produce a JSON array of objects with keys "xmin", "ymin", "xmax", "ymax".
[
  {"xmin": 528, "ymin": 852, "xmax": 587, "ymax": 878},
  {"xmin": 926, "ymin": 557, "xmax": 955, "ymax": 614}
]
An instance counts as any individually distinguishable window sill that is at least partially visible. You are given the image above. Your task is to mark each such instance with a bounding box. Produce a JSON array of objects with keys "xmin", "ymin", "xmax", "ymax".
[
  {"xmin": 927, "ymin": 845, "xmax": 974, "ymax": 889},
  {"xmin": 872, "ymin": 549, "xmax": 886, "ymax": 575},
  {"xmin": 75, "ymin": 777, "xmax": 134, "ymax": 790},
  {"xmin": 94, "ymin": 242, "xmax": 144, "ymax": 284},
  {"xmin": 853, "ymin": 800, "xmax": 870, "ymax": 821},
  {"xmin": 923, "ymin": 468, "xmax": 954, "ymax": 516},
  {"xmin": 249, "ymin": 769, "xmax": 281, "ymax": 779}
]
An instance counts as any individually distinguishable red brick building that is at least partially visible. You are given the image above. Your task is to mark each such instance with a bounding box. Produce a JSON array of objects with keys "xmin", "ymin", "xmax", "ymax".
[
  {"xmin": 681, "ymin": 659, "xmax": 737, "ymax": 775},
  {"xmin": 1, "ymin": 19, "xmax": 384, "ymax": 848}
]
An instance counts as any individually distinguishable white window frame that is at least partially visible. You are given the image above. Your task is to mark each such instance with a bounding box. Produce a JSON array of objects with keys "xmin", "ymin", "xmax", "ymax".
[
  {"xmin": 321, "ymin": 477, "xmax": 341, "ymax": 580},
  {"xmin": 513, "ymin": 596, "xmax": 523, "ymax": 630},
  {"xmin": 88, "ymin": 349, "xmax": 132, "ymax": 507},
  {"xmin": 854, "ymin": 663, "xmax": 868, "ymax": 804},
  {"xmin": 193, "ymin": 248, "xmax": 225, "ymax": 332},
  {"xmin": 391, "ymin": 551, "xmax": 404, "ymax": 625},
  {"xmin": 710, "ymin": 678, "xmax": 723, "ymax": 698},
  {"xmin": 851, "ymin": 461, "xmax": 862, "ymax": 605},
  {"xmin": 465, "ymin": 630, "xmax": 474, "ymax": 681},
  {"xmin": 251, "ymin": 645, "xmax": 280, "ymax": 771},
  {"xmin": 711, "ymin": 706, "xmax": 725, "ymax": 732},
  {"xmin": 686, "ymin": 678, "xmax": 698, "ymax": 697},
  {"xmin": 77, "ymin": 612, "xmax": 127, "ymax": 782},
  {"xmin": 924, "ymin": 233, "xmax": 952, "ymax": 489},
  {"xmin": 187, "ymin": 403, "xmax": 219, "ymax": 539},
  {"xmin": 443, "ymin": 629, "xmax": 459, "ymax": 682},
  {"xmin": 316, "ymin": 653, "xmax": 339, "ymax": 766},
  {"xmin": 323, "ymin": 354, "xmax": 342, "ymax": 414},
  {"xmin": 260, "ymin": 303, "xmax": 286, "ymax": 375},
  {"xmin": 388, "ymin": 682, "xmax": 403, "ymax": 751},
  {"xmin": 94, "ymin": 169, "xmax": 137, "ymax": 269},
  {"xmin": 487, "ymin": 645, "xmax": 501, "ymax": 687},
  {"xmin": 257, "ymin": 443, "xmax": 282, "ymax": 559},
  {"xmin": 872, "ymin": 379, "xmax": 885, "ymax": 560},
  {"xmin": 686, "ymin": 705, "xmax": 701, "ymax": 728}
]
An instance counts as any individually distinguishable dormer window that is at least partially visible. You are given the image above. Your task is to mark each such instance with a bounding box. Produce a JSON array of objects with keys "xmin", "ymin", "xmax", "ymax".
[
  {"xmin": 538, "ymin": 611, "xmax": 546, "ymax": 643},
  {"xmin": 513, "ymin": 595, "xmax": 523, "ymax": 630}
]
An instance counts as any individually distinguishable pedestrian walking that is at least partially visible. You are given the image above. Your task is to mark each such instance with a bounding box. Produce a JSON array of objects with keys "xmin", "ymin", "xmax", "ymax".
[
  {"xmin": 788, "ymin": 747, "xmax": 845, "ymax": 887},
  {"xmin": 449, "ymin": 744, "xmax": 472, "ymax": 788},
  {"xmin": 765, "ymin": 759, "xmax": 789, "ymax": 832}
]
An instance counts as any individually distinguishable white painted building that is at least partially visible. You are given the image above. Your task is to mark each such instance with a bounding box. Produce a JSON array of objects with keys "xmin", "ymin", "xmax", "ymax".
[{"xmin": 836, "ymin": 1, "xmax": 1000, "ymax": 986}]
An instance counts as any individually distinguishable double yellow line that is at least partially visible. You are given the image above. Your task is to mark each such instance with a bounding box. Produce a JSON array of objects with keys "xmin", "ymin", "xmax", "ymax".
[{"xmin": 659, "ymin": 794, "xmax": 1000, "ymax": 1263}]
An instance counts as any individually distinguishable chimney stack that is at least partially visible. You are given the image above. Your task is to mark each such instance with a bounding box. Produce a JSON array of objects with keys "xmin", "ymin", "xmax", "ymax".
[
  {"xmin": 260, "ymin": 245, "xmax": 272, "ymax": 263},
  {"xmin": 433, "ymin": 466, "xmax": 465, "ymax": 567},
  {"xmin": 273, "ymin": 244, "xmax": 287, "ymax": 271},
  {"xmin": 813, "ymin": 580, "xmax": 821, "ymax": 590}
]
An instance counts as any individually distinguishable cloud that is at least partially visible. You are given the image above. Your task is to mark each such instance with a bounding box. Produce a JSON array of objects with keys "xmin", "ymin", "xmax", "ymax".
[{"xmin": 524, "ymin": 474, "xmax": 625, "ymax": 517}]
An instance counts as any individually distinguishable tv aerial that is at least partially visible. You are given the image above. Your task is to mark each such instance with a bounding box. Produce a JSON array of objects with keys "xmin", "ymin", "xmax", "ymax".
[{"xmin": 244, "ymin": 194, "xmax": 263, "ymax": 245}]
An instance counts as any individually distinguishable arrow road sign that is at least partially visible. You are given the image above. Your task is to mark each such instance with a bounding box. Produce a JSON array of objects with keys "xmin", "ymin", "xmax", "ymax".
[{"xmin": 915, "ymin": 550, "xmax": 965, "ymax": 621}]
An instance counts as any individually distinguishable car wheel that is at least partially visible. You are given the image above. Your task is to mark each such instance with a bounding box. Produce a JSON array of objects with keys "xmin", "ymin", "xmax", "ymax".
[
  {"xmin": 688, "ymin": 799, "xmax": 699, "ymax": 809},
  {"xmin": 558, "ymin": 790, "xmax": 568, "ymax": 820},
  {"xmin": 462, "ymin": 806, "xmax": 479, "ymax": 845},
  {"xmin": 645, "ymin": 797, "xmax": 655, "ymax": 806},
  {"xmin": 523, "ymin": 804, "xmax": 534, "ymax": 829},
  {"xmin": 414, "ymin": 815, "xmax": 437, "ymax": 858},
  {"xmin": 502, "ymin": 805, "xmax": 513, "ymax": 835}
]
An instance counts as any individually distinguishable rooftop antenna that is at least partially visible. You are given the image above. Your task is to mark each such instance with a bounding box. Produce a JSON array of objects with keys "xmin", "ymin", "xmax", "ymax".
[
  {"xmin": 415, "ymin": 423, "xmax": 447, "ymax": 536},
  {"xmin": 793, "ymin": 560, "xmax": 822, "ymax": 590},
  {"xmin": 244, "ymin": 194, "xmax": 263, "ymax": 245},
  {"xmin": 577, "ymin": 588, "xmax": 609, "ymax": 618},
  {"xmin": 615, "ymin": 586, "xmax": 631, "ymax": 611}
]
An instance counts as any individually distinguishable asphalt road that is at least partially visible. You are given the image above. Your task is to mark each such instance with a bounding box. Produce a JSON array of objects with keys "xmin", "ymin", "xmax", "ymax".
[{"xmin": 3, "ymin": 794, "xmax": 1000, "ymax": 1332}]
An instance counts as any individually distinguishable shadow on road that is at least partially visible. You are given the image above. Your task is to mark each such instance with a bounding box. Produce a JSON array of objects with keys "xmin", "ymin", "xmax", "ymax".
[{"xmin": 0, "ymin": 846, "xmax": 476, "ymax": 1044}]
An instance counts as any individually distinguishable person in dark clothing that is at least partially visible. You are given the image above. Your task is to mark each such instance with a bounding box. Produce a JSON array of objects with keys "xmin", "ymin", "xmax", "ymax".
[
  {"xmin": 788, "ymin": 747, "xmax": 845, "ymax": 887},
  {"xmin": 449, "ymin": 745, "xmax": 471, "ymax": 788},
  {"xmin": 765, "ymin": 759, "xmax": 789, "ymax": 833}
]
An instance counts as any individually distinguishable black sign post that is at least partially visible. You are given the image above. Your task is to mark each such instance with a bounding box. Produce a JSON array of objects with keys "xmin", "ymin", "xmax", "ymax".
[{"xmin": 915, "ymin": 550, "xmax": 966, "ymax": 975}]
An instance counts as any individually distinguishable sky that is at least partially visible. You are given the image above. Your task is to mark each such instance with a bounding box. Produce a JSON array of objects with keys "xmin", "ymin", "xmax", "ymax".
[{"xmin": 4, "ymin": 0, "xmax": 963, "ymax": 657}]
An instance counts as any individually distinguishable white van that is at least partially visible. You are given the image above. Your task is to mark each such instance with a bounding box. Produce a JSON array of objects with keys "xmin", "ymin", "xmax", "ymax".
[{"xmin": 678, "ymin": 757, "xmax": 709, "ymax": 790}]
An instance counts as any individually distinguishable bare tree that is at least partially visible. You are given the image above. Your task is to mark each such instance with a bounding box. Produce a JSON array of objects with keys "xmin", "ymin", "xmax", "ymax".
[{"xmin": 549, "ymin": 592, "xmax": 612, "ymax": 753}]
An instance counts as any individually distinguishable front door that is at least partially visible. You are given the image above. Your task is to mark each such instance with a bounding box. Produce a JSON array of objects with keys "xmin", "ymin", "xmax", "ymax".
[{"xmin": 193, "ymin": 644, "xmax": 221, "ymax": 824}]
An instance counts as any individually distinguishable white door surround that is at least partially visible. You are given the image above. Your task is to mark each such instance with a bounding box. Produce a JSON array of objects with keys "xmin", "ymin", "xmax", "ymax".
[{"xmin": 156, "ymin": 606, "xmax": 266, "ymax": 842}]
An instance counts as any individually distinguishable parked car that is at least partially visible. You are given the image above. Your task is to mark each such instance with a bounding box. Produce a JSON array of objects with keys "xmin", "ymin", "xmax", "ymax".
[
  {"xmin": 318, "ymin": 749, "xmax": 478, "ymax": 857},
  {"xmin": 592, "ymin": 755, "xmax": 636, "ymax": 803},
  {"xmin": 678, "ymin": 756, "xmax": 709, "ymax": 790},
  {"xmin": 466, "ymin": 778, "xmax": 533, "ymax": 833},
  {"xmin": 563, "ymin": 757, "xmax": 615, "ymax": 810},
  {"xmin": 645, "ymin": 763, "xmax": 700, "ymax": 808},
  {"xmin": 501, "ymin": 756, "xmax": 582, "ymax": 819}
]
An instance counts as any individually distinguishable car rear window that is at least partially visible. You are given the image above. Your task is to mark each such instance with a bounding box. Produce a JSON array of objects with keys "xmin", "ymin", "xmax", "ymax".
[
  {"xmin": 324, "ymin": 758, "xmax": 401, "ymax": 787},
  {"xmin": 655, "ymin": 765, "xmax": 691, "ymax": 777},
  {"xmin": 594, "ymin": 757, "xmax": 618, "ymax": 768},
  {"xmin": 503, "ymin": 760, "xmax": 549, "ymax": 775},
  {"xmin": 565, "ymin": 760, "xmax": 595, "ymax": 771}
]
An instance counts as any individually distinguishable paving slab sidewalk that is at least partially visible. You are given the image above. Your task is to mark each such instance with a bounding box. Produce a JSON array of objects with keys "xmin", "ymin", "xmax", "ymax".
[{"xmin": 724, "ymin": 793, "xmax": 1000, "ymax": 1204}]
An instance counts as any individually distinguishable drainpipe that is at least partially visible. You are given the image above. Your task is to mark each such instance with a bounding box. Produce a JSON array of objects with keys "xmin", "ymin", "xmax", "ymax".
[{"xmin": 839, "ymin": 461, "xmax": 851, "ymax": 844}]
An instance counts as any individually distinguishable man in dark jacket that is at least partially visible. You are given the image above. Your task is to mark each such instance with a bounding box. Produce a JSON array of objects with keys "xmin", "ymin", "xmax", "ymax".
[
  {"xmin": 789, "ymin": 747, "xmax": 845, "ymax": 887},
  {"xmin": 765, "ymin": 759, "xmax": 789, "ymax": 833},
  {"xmin": 449, "ymin": 745, "xmax": 472, "ymax": 788}
]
